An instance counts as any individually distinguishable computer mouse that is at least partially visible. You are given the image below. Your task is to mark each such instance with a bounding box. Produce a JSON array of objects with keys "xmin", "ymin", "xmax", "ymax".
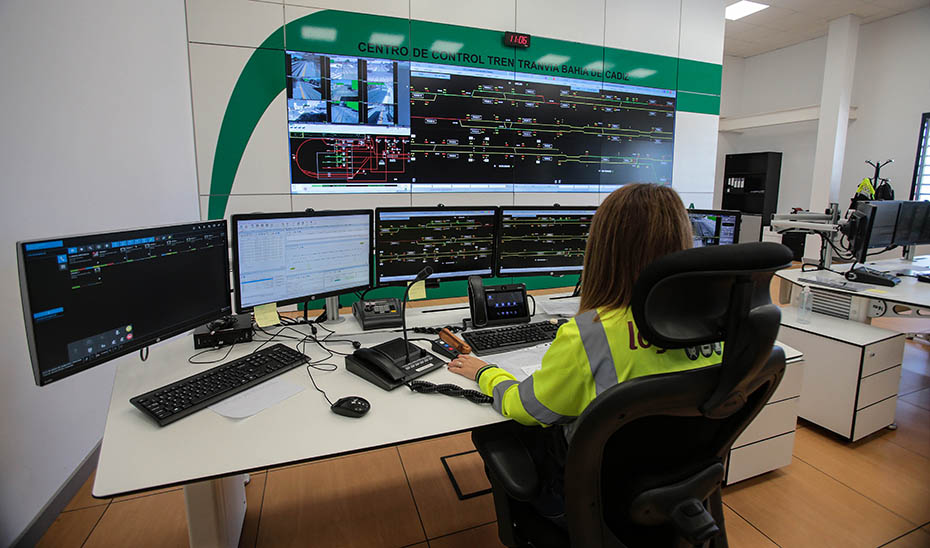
[{"xmin": 331, "ymin": 396, "xmax": 370, "ymax": 418}]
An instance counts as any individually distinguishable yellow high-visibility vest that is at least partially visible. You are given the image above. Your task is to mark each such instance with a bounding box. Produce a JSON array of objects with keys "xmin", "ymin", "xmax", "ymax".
[{"xmin": 478, "ymin": 307, "xmax": 722, "ymax": 426}]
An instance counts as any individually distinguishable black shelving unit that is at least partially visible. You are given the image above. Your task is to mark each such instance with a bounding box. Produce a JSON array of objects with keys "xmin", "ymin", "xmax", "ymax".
[{"xmin": 722, "ymin": 152, "xmax": 782, "ymax": 226}]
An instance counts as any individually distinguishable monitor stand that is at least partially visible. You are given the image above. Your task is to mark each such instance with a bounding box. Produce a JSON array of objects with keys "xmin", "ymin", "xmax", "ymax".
[{"xmin": 322, "ymin": 295, "xmax": 346, "ymax": 325}]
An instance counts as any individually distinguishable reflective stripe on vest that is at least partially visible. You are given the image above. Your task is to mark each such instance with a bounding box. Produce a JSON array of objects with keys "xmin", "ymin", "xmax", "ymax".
[
  {"xmin": 492, "ymin": 380, "xmax": 518, "ymax": 414},
  {"xmin": 518, "ymin": 376, "xmax": 574, "ymax": 425},
  {"xmin": 576, "ymin": 309, "xmax": 619, "ymax": 395}
]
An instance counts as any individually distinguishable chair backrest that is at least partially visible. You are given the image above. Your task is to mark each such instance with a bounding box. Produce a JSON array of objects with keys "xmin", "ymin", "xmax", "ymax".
[{"xmin": 563, "ymin": 242, "xmax": 793, "ymax": 547}]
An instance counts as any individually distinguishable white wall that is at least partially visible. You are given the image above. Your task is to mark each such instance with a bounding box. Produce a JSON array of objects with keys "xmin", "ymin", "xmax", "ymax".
[
  {"xmin": 717, "ymin": 7, "xmax": 930, "ymax": 214},
  {"xmin": 0, "ymin": 0, "xmax": 198, "ymax": 544}
]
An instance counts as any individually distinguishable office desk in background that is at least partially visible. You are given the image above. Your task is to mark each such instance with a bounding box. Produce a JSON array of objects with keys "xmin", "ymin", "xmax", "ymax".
[
  {"xmin": 775, "ymin": 257, "xmax": 929, "ymax": 441},
  {"xmin": 93, "ymin": 289, "xmax": 802, "ymax": 547}
]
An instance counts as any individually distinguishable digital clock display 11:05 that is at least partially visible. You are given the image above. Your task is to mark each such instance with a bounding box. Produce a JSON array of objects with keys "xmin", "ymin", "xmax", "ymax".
[{"xmin": 503, "ymin": 32, "xmax": 531, "ymax": 48}]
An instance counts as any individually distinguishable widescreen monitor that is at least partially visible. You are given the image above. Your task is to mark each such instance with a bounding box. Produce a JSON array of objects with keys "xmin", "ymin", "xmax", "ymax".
[
  {"xmin": 892, "ymin": 201, "xmax": 930, "ymax": 246},
  {"xmin": 231, "ymin": 210, "xmax": 373, "ymax": 313},
  {"xmin": 496, "ymin": 206, "xmax": 597, "ymax": 276},
  {"xmin": 17, "ymin": 221, "xmax": 231, "ymax": 386},
  {"xmin": 847, "ymin": 201, "xmax": 901, "ymax": 262},
  {"xmin": 688, "ymin": 209, "xmax": 741, "ymax": 247},
  {"xmin": 375, "ymin": 207, "xmax": 497, "ymax": 284}
]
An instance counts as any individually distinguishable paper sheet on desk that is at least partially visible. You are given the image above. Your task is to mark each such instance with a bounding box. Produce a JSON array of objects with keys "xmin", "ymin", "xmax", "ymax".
[
  {"xmin": 210, "ymin": 378, "xmax": 305, "ymax": 419},
  {"xmin": 539, "ymin": 297, "xmax": 579, "ymax": 317},
  {"xmin": 492, "ymin": 343, "xmax": 551, "ymax": 382}
]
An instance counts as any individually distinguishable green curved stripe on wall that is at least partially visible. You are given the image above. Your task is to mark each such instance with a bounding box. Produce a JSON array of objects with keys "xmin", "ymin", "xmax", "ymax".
[{"xmin": 206, "ymin": 30, "xmax": 285, "ymax": 220}]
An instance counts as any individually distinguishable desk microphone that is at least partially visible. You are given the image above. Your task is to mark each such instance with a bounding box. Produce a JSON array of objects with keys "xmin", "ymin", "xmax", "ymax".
[{"xmin": 402, "ymin": 266, "xmax": 433, "ymax": 363}]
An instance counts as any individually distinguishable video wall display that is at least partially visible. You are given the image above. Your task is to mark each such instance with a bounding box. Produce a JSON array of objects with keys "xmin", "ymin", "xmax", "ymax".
[{"xmin": 286, "ymin": 52, "xmax": 675, "ymax": 194}]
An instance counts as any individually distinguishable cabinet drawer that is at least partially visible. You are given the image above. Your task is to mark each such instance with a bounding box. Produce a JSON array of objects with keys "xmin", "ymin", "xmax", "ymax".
[
  {"xmin": 852, "ymin": 396, "xmax": 897, "ymax": 441},
  {"xmin": 861, "ymin": 336, "xmax": 905, "ymax": 377},
  {"xmin": 734, "ymin": 397, "xmax": 798, "ymax": 448},
  {"xmin": 770, "ymin": 359, "xmax": 804, "ymax": 402},
  {"xmin": 726, "ymin": 432, "xmax": 795, "ymax": 485},
  {"xmin": 857, "ymin": 366, "xmax": 901, "ymax": 410}
]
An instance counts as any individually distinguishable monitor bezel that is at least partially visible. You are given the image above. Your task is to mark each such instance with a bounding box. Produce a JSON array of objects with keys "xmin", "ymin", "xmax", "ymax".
[
  {"xmin": 230, "ymin": 209, "xmax": 374, "ymax": 313},
  {"xmin": 494, "ymin": 205, "xmax": 598, "ymax": 278},
  {"xmin": 374, "ymin": 206, "xmax": 499, "ymax": 286},
  {"xmin": 688, "ymin": 208, "xmax": 742, "ymax": 247},
  {"xmin": 17, "ymin": 220, "xmax": 233, "ymax": 386}
]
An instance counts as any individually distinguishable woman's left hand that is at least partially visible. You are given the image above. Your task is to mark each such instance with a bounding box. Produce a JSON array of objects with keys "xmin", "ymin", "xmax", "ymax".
[{"xmin": 447, "ymin": 354, "xmax": 488, "ymax": 381}]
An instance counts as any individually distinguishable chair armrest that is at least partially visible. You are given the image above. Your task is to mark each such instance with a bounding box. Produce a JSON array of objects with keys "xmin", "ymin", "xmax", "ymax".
[{"xmin": 474, "ymin": 431, "xmax": 541, "ymax": 501}]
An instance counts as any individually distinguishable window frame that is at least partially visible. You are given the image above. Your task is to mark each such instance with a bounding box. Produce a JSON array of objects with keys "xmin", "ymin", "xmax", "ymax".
[{"xmin": 911, "ymin": 112, "xmax": 930, "ymax": 201}]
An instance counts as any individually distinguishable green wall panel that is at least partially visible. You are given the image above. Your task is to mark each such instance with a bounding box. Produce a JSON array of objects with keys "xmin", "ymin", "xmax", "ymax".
[
  {"xmin": 410, "ymin": 20, "xmax": 516, "ymax": 72},
  {"xmin": 676, "ymin": 91, "xmax": 720, "ymax": 116},
  {"xmin": 515, "ymin": 36, "xmax": 605, "ymax": 83},
  {"xmin": 677, "ymin": 59, "xmax": 722, "ymax": 95},
  {"xmin": 603, "ymin": 48, "xmax": 678, "ymax": 90}
]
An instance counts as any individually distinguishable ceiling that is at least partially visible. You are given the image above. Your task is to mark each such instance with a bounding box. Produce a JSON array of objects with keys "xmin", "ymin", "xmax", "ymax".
[{"xmin": 724, "ymin": 0, "xmax": 930, "ymax": 58}]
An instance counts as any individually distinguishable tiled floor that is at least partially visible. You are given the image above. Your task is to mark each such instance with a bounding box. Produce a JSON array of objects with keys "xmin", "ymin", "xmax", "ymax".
[{"xmin": 40, "ymin": 339, "xmax": 930, "ymax": 547}]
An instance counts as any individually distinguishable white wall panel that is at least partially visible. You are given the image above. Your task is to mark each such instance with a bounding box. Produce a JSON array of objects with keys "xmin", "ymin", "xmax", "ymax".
[
  {"xmin": 514, "ymin": 193, "xmax": 599, "ymax": 206},
  {"xmin": 673, "ymin": 111, "xmax": 719, "ymax": 193},
  {"xmin": 0, "ymin": 1, "xmax": 198, "ymax": 544},
  {"xmin": 187, "ymin": 0, "xmax": 285, "ymax": 48},
  {"xmin": 516, "ymin": 0, "xmax": 606, "ymax": 46},
  {"xmin": 290, "ymin": 193, "xmax": 412, "ymax": 211},
  {"xmin": 285, "ymin": 0, "xmax": 409, "ymax": 19},
  {"xmin": 200, "ymin": 194, "xmax": 293, "ymax": 221},
  {"xmin": 190, "ymin": 44, "xmax": 290, "ymax": 195},
  {"xmin": 678, "ymin": 0, "xmax": 725, "ymax": 64},
  {"xmin": 285, "ymin": 4, "xmax": 322, "ymax": 25},
  {"xmin": 604, "ymin": 0, "xmax": 681, "ymax": 57},
  {"xmin": 411, "ymin": 0, "xmax": 516, "ymax": 31},
  {"xmin": 411, "ymin": 193, "xmax": 515, "ymax": 207},
  {"xmin": 677, "ymin": 192, "xmax": 714, "ymax": 209}
]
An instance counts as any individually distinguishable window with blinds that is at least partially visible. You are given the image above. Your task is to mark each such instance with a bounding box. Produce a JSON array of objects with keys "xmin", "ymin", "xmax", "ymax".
[{"xmin": 912, "ymin": 112, "xmax": 930, "ymax": 201}]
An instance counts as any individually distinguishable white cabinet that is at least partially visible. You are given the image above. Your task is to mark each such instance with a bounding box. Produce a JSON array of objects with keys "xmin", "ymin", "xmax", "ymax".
[
  {"xmin": 777, "ymin": 308, "xmax": 905, "ymax": 442},
  {"xmin": 724, "ymin": 352, "xmax": 804, "ymax": 485}
]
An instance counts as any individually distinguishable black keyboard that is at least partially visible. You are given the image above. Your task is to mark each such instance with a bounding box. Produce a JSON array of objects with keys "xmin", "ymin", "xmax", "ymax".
[
  {"xmin": 130, "ymin": 343, "xmax": 309, "ymax": 427},
  {"xmin": 462, "ymin": 320, "xmax": 568, "ymax": 356}
]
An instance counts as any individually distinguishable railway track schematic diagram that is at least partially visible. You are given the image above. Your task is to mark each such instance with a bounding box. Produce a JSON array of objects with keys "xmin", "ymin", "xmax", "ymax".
[{"xmin": 285, "ymin": 52, "xmax": 676, "ymax": 193}]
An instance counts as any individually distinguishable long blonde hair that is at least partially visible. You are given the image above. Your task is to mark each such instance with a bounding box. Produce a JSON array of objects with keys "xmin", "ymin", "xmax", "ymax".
[{"xmin": 578, "ymin": 184, "xmax": 693, "ymax": 313}]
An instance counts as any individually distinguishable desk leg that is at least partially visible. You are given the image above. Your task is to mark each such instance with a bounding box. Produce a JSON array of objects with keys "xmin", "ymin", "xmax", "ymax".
[
  {"xmin": 183, "ymin": 474, "xmax": 247, "ymax": 548},
  {"xmin": 777, "ymin": 277, "xmax": 793, "ymax": 305}
]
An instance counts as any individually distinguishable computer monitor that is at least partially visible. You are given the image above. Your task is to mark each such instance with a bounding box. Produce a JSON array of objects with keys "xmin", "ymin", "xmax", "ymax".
[
  {"xmin": 892, "ymin": 201, "xmax": 930, "ymax": 246},
  {"xmin": 231, "ymin": 210, "xmax": 373, "ymax": 312},
  {"xmin": 688, "ymin": 209, "xmax": 741, "ymax": 247},
  {"xmin": 375, "ymin": 207, "xmax": 497, "ymax": 284},
  {"xmin": 496, "ymin": 206, "xmax": 597, "ymax": 276},
  {"xmin": 17, "ymin": 221, "xmax": 232, "ymax": 386},
  {"xmin": 847, "ymin": 201, "xmax": 902, "ymax": 262}
]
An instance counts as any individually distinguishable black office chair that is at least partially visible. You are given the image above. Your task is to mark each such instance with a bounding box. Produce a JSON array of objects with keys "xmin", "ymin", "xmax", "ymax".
[{"xmin": 472, "ymin": 242, "xmax": 794, "ymax": 548}]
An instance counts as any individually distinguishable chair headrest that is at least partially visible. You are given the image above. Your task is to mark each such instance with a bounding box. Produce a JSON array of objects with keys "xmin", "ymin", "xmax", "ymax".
[{"xmin": 631, "ymin": 242, "xmax": 793, "ymax": 349}]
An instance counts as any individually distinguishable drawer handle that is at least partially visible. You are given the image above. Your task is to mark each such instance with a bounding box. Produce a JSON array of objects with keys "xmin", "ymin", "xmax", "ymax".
[{"xmin": 868, "ymin": 352, "xmax": 876, "ymax": 358}]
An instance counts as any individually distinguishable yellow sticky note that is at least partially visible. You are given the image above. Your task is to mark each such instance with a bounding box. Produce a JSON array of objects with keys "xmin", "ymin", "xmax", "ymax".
[
  {"xmin": 254, "ymin": 302, "xmax": 279, "ymax": 327},
  {"xmin": 408, "ymin": 280, "xmax": 427, "ymax": 301}
]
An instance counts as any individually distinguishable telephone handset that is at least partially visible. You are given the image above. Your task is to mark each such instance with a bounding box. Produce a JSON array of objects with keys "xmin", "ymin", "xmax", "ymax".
[
  {"xmin": 468, "ymin": 276, "xmax": 531, "ymax": 328},
  {"xmin": 351, "ymin": 347, "xmax": 406, "ymax": 384},
  {"xmin": 345, "ymin": 339, "xmax": 443, "ymax": 390},
  {"xmin": 468, "ymin": 276, "xmax": 488, "ymax": 327}
]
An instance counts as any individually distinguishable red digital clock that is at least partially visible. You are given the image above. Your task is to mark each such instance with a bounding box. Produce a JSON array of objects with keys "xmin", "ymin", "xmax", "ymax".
[{"xmin": 503, "ymin": 32, "xmax": 531, "ymax": 49}]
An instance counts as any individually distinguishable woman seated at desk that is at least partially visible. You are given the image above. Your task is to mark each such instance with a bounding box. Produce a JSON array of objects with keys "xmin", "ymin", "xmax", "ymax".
[{"xmin": 446, "ymin": 183, "xmax": 722, "ymax": 523}]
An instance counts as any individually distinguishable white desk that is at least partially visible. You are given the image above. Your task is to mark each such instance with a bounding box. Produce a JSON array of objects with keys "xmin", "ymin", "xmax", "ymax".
[
  {"xmin": 93, "ymin": 293, "xmax": 802, "ymax": 546},
  {"xmin": 774, "ymin": 258, "xmax": 929, "ymax": 441},
  {"xmin": 775, "ymin": 256, "xmax": 930, "ymax": 322}
]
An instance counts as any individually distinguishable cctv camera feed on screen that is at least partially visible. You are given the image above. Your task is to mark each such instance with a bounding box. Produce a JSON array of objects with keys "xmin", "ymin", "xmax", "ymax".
[
  {"xmin": 689, "ymin": 211, "xmax": 739, "ymax": 247},
  {"xmin": 286, "ymin": 51, "xmax": 676, "ymax": 195}
]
